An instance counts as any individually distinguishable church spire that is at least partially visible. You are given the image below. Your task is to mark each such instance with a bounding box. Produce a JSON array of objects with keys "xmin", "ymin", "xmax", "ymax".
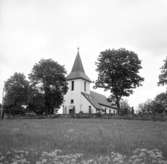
[
  {"xmin": 66, "ymin": 49, "xmax": 91, "ymax": 82},
  {"xmin": 71, "ymin": 48, "xmax": 85, "ymax": 73}
]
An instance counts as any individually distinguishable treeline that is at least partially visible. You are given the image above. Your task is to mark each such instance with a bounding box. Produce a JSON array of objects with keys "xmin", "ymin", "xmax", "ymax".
[
  {"xmin": 2, "ymin": 59, "xmax": 68, "ymax": 117},
  {"xmin": 138, "ymin": 56, "xmax": 167, "ymax": 117},
  {"xmin": 138, "ymin": 93, "xmax": 167, "ymax": 116}
]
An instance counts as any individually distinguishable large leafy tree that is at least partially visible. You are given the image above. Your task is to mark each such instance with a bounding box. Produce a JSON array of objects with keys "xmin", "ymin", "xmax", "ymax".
[
  {"xmin": 27, "ymin": 87, "xmax": 45, "ymax": 115},
  {"xmin": 95, "ymin": 48, "xmax": 144, "ymax": 114},
  {"xmin": 158, "ymin": 57, "xmax": 167, "ymax": 86},
  {"xmin": 155, "ymin": 92, "xmax": 167, "ymax": 111},
  {"xmin": 29, "ymin": 59, "xmax": 68, "ymax": 115},
  {"xmin": 3, "ymin": 72, "xmax": 29, "ymax": 114}
]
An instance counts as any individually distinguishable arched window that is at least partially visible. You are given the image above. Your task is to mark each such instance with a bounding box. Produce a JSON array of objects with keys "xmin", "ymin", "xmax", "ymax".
[
  {"xmin": 71, "ymin": 81, "xmax": 74, "ymax": 91},
  {"xmin": 71, "ymin": 99, "xmax": 74, "ymax": 104}
]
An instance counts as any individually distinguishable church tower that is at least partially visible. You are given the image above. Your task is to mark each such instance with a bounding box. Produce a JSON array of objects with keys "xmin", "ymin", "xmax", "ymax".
[{"xmin": 63, "ymin": 49, "xmax": 91, "ymax": 114}]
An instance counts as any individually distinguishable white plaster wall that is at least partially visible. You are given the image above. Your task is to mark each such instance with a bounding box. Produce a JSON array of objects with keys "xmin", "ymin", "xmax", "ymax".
[
  {"xmin": 101, "ymin": 106, "xmax": 117, "ymax": 114},
  {"xmin": 85, "ymin": 81, "xmax": 90, "ymax": 94},
  {"xmin": 63, "ymin": 79, "xmax": 95, "ymax": 114},
  {"xmin": 100, "ymin": 105, "xmax": 117, "ymax": 114},
  {"xmin": 79, "ymin": 94, "xmax": 96, "ymax": 113}
]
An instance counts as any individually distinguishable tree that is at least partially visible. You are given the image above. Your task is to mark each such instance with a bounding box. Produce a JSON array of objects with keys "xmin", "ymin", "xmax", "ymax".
[
  {"xmin": 155, "ymin": 92, "xmax": 167, "ymax": 112},
  {"xmin": 138, "ymin": 98, "xmax": 165, "ymax": 116},
  {"xmin": 27, "ymin": 87, "xmax": 45, "ymax": 115},
  {"xmin": 3, "ymin": 72, "xmax": 29, "ymax": 115},
  {"xmin": 158, "ymin": 57, "xmax": 167, "ymax": 86},
  {"xmin": 95, "ymin": 48, "xmax": 144, "ymax": 114},
  {"xmin": 29, "ymin": 59, "xmax": 68, "ymax": 115},
  {"xmin": 151, "ymin": 100, "xmax": 165, "ymax": 114},
  {"xmin": 138, "ymin": 99, "xmax": 153, "ymax": 115},
  {"xmin": 120, "ymin": 99, "xmax": 131, "ymax": 115}
]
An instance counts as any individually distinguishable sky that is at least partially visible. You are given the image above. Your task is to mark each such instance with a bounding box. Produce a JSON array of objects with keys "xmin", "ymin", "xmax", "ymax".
[{"xmin": 0, "ymin": 0, "xmax": 167, "ymax": 110}]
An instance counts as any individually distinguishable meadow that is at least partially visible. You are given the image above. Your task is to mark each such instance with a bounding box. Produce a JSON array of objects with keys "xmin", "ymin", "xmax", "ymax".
[{"xmin": 0, "ymin": 118, "xmax": 167, "ymax": 163}]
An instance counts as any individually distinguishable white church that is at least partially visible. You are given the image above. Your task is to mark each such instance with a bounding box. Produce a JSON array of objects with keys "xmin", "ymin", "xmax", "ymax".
[{"xmin": 62, "ymin": 49, "xmax": 117, "ymax": 114}]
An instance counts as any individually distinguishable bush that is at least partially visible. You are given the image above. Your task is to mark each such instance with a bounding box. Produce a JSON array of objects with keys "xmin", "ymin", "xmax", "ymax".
[
  {"xmin": 4, "ymin": 105, "xmax": 26, "ymax": 116},
  {"xmin": 151, "ymin": 101, "xmax": 165, "ymax": 114},
  {"xmin": 27, "ymin": 93, "xmax": 45, "ymax": 115},
  {"xmin": 27, "ymin": 104, "xmax": 45, "ymax": 115}
]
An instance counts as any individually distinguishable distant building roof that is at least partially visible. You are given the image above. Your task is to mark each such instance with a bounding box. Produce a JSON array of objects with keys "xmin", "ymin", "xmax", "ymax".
[
  {"xmin": 66, "ymin": 50, "xmax": 91, "ymax": 82},
  {"xmin": 82, "ymin": 91, "xmax": 117, "ymax": 110}
]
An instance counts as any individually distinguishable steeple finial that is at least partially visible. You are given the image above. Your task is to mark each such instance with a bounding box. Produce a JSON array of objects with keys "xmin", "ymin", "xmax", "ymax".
[{"xmin": 77, "ymin": 47, "xmax": 80, "ymax": 54}]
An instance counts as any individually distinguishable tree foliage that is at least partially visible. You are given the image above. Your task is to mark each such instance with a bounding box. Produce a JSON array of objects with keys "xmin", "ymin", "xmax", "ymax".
[
  {"xmin": 155, "ymin": 92, "xmax": 167, "ymax": 111},
  {"xmin": 138, "ymin": 99, "xmax": 153, "ymax": 114},
  {"xmin": 120, "ymin": 99, "xmax": 131, "ymax": 115},
  {"xmin": 95, "ymin": 48, "xmax": 144, "ymax": 114},
  {"xmin": 138, "ymin": 97, "xmax": 166, "ymax": 115},
  {"xmin": 3, "ymin": 72, "xmax": 29, "ymax": 115},
  {"xmin": 151, "ymin": 101, "xmax": 165, "ymax": 114},
  {"xmin": 27, "ymin": 89, "xmax": 45, "ymax": 115},
  {"xmin": 29, "ymin": 59, "xmax": 68, "ymax": 115},
  {"xmin": 158, "ymin": 57, "xmax": 167, "ymax": 86}
]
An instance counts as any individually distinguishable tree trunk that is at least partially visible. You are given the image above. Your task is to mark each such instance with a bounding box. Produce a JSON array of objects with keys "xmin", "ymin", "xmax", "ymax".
[
  {"xmin": 45, "ymin": 91, "xmax": 49, "ymax": 115},
  {"xmin": 1, "ymin": 109, "xmax": 4, "ymax": 119},
  {"xmin": 44, "ymin": 97, "xmax": 49, "ymax": 116},
  {"xmin": 44, "ymin": 86, "xmax": 50, "ymax": 116},
  {"xmin": 116, "ymin": 97, "xmax": 121, "ymax": 115}
]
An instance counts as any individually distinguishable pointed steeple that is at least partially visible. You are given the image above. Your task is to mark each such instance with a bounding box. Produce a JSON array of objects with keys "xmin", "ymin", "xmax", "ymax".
[
  {"xmin": 66, "ymin": 49, "xmax": 91, "ymax": 82},
  {"xmin": 71, "ymin": 48, "xmax": 85, "ymax": 73}
]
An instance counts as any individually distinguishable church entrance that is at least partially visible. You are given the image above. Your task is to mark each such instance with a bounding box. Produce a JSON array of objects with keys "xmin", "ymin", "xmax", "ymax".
[{"xmin": 69, "ymin": 106, "xmax": 75, "ymax": 115}]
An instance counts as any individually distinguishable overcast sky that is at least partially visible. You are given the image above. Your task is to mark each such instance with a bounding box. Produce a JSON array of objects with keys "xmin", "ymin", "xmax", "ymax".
[{"xmin": 0, "ymin": 0, "xmax": 167, "ymax": 109}]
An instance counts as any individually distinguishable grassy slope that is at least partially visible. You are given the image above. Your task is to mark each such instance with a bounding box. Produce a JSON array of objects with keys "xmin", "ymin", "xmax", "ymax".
[{"xmin": 0, "ymin": 119, "xmax": 167, "ymax": 157}]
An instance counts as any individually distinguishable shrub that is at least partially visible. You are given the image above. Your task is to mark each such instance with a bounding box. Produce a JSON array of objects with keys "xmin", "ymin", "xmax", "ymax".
[{"xmin": 4, "ymin": 105, "xmax": 26, "ymax": 116}]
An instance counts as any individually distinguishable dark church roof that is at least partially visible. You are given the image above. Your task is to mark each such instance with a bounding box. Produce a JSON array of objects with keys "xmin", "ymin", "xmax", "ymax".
[
  {"xmin": 81, "ymin": 92, "xmax": 102, "ymax": 110},
  {"xmin": 90, "ymin": 91, "xmax": 114, "ymax": 108},
  {"xmin": 82, "ymin": 91, "xmax": 117, "ymax": 110},
  {"xmin": 66, "ymin": 50, "xmax": 91, "ymax": 82}
]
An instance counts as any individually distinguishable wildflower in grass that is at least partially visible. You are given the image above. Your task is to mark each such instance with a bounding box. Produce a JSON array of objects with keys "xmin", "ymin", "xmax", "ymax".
[
  {"xmin": 70, "ymin": 158, "xmax": 77, "ymax": 164},
  {"xmin": 0, "ymin": 155, "xmax": 4, "ymax": 161},
  {"xmin": 139, "ymin": 151, "xmax": 146, "ymax": 158},
  {"xmin": 131, "ymin": 158, "xmax": 143, "ymax": 164},
  {"xmin": 97, "ymin": 155, "xmax": 111, "ymax": 164},
  {"xmin": 84, "ymin": 159, "xmax": 96, "ymax": 164},
  {"xmin": 1, "ymin": 147, "xmax": 167, "ymax": 164},
  {"xmin": 15, "ymin": 154, "xmax": 21, "ymax": 159},
  {"xmin": 128, "ymin": 148, "xmax": 167, "ymax": 164},
  {"xmin": 6, "ymin": 151, "xmax": 11, "ymax": 155},
  {"xmin": 111, "ymin": 152, "xmax": 126, "ymax": 164},
  {"xmin": 41, "ymin": 158, "xmax": 47, "ymax": 164},
  {"xmin": 133, "ymin": 148, "xmax": 141, "ymax": 154},
  {"xmin": 41, "ymin": 151, "xmax": 48, "ymax": 156}
]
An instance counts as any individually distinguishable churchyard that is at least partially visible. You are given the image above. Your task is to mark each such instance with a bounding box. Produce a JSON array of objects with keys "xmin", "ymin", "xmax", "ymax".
[{"xmin": 0, "ymin": 118, "xmax": 167, "ymax": 164}]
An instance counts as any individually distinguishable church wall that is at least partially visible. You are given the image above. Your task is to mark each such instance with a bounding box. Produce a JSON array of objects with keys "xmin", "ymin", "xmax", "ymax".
[
  {"xmin": 101, "ymin": 105, "xmax": 117, "ymax": 114},
  {"xmin": 79, "ymin": 94, "xmax": 96, "ymax": 113},
  {"xmin": 86, "ymin": 82, "xmax": 90, "ymax": 94},
  {"xmin": 63, "ymin": 79, "xmax": 95, "ymax": 114}
]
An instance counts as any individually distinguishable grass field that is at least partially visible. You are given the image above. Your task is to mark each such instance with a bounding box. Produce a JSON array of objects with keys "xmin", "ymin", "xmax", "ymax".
[{"xmin": 0, "ymin": 118, "xmax": 167, "ymax": 163}]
